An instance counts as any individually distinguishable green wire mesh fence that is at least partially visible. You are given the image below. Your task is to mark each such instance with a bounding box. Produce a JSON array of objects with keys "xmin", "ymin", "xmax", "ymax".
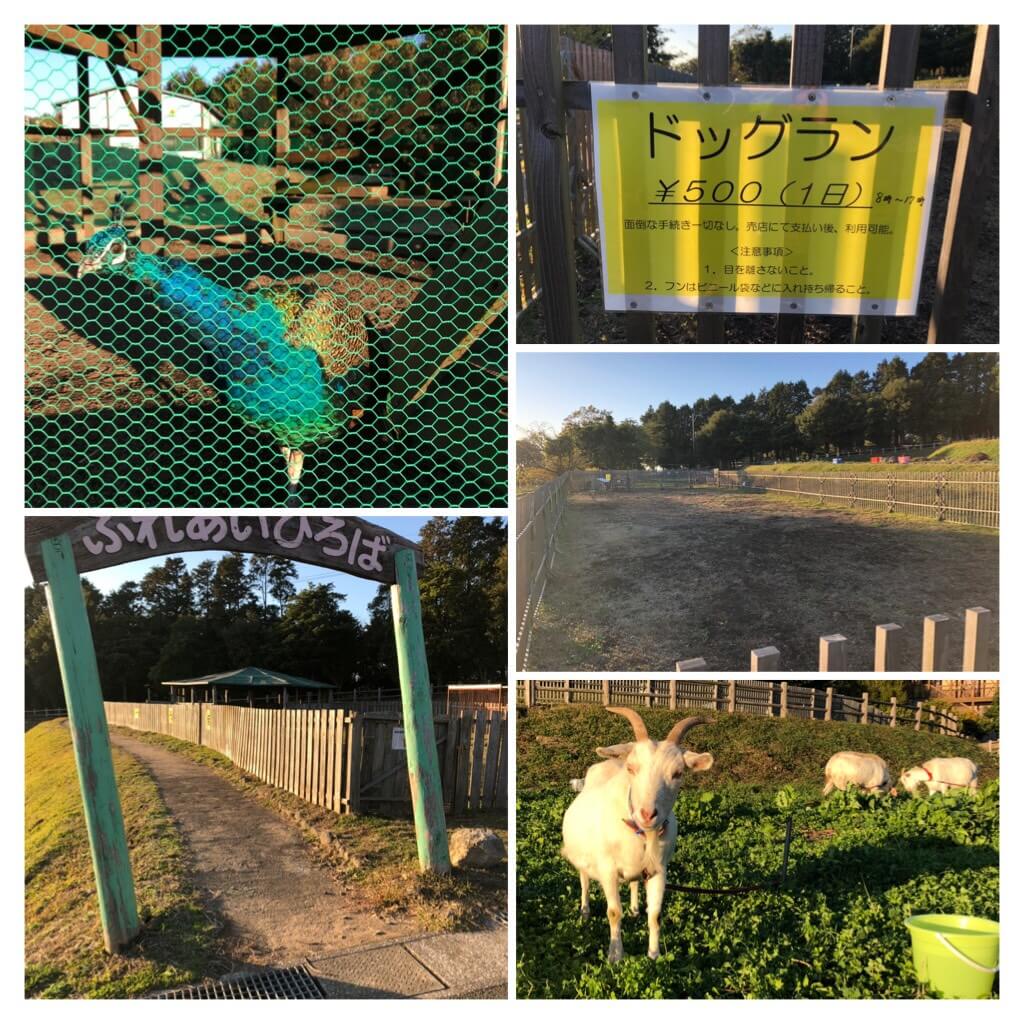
[{"xmin": 25, "ymin": 25, "xmax": 508, "ymax": 507}]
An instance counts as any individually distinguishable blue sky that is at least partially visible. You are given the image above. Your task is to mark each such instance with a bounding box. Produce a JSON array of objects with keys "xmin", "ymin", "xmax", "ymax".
[
  {"xmin": 517, "ymin": 351, "xmax": 940, "ymax": 435},
  {"xmin": 26, "ymin": 517, "xmax": 428, "ymax": 624}
]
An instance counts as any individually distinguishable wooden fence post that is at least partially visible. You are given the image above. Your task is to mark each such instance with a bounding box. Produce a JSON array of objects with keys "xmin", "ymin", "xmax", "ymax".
[
  {"xmin": 728, "ymin": 679, "xmax": 736, "ymax": 713},
  {"xmin": 874, "ymin": 623, "xmax": 903, "ymax": 671},
  {"xmin": 676, "ymin": 658, "xmax": 708, "ymax": 671},
  {"xmin": 40, "ymin": 534, "xmax": 140, "ymax": 953},
  {"xmin": 890, "ymin": 696, "xmax": 898, "ymax": 728},
  {"xmin": 861, "ymin": 692, "xmax": 870, "ymax": 724},
  {"xmin": 647, "ymin": 679, "xmax": 654, "ymax": 708},
  {"xmin": 767, "ymin": 681, "xmax": 775, "ymax": 717},
  {"xmin": 962, "ymin": 607, "xmax": 992, "ymax": 671},
  {"xmin": 519, "ymin": 26, "xmax": 582, "ymax": 343},
  {"xmin": 390, "ymin": 549, "xmax": 451, "ymax": 874},
  {"xmin": 852, "ymin": 25, "xmax": 920, "ymax": 343},
  {"xmin": 602, "ymin": 678, "xmax": 610, "ymax": 706},
  {"xmin": 750, "ymin": 646, "xmax": 781, "ymax": 671},
  {"xmin": 780, "ymin": 681, "xmax": 788, "ymax": 718},
  {"xmin": 775, "ymin": 25, "xmax": 825, "ymax": 343},
  {"xmin": 612, "ymin": 25, "xmax": 656, "ymax": 343},
  {"xmin": 922, "ymin": 614, "xmax": 952, "ymax": 671},
  {"xmin": 564, "ymin": 679, "xmax": 570, "ymax": 704},
  {"xmin": 929, "ymin": 26, "xmax": 999, "ymax": 343},
  {"xmin": 525, "ymin": 678, "xmax": 534, "ymax": 708},
  {"xmin": 819, "ymin": 634, "xmax": 847, "ymax": 671},
  {"xmin": 825, "ymin": 686, "xmax": 833, "ymax": 721},
  {"xmin": 915, "ymin": 701, "xmax": 924, "ymax": 731},
  {"xmin": 346, "ymin": 712, "xmax": 362, "ymax": 813},
  {"xmin": 696, "ymin": 25, "xmax": 729, "ymax": 343},
  {"xmin": 669, "ymin": 679, "xmax": 677, "ymax": 711}
]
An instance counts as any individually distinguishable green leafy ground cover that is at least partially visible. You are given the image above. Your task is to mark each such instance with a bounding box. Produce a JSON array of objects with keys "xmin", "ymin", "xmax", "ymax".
[{"xmin": 517, "ymin": 707, "xmax": 999, "ymax": 999}]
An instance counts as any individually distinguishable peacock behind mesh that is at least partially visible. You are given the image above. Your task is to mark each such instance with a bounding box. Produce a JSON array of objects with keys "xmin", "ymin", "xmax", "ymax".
[{"xmin": 76, "ymin": 220, "xmax": 370, "ymax": 497}]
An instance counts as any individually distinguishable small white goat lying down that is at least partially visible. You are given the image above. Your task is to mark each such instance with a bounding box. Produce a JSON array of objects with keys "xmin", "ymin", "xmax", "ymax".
[
  {"xmin": 900, "ymin": 757, "xmax": 978, "ymax": 796},
  {"xmin": 561, "ymin": 707, "xmax": 713, "ymax": 963},
  {"xmin": 822, "ymin": 751, "xmax": 891, "ymax": 796}
]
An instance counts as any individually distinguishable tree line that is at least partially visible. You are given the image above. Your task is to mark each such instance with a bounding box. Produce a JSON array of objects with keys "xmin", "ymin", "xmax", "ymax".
[
  {"xmin": 518, "ymin": 353, "xmax": 997, "ymax": 476},
  {"xmin": 562, "ymin": 25, "xmax": 977, "ymax": 84},
  {"xmin": 25, "ymin": 517, "xmax": 506, "ymax": 709}
]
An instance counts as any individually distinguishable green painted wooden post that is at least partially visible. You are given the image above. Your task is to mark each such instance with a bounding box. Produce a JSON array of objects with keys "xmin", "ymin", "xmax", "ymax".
[
  {"xmin": 40, "ymin": 533, "xmax": 140, "ymax": 952},
  {"xmin": 390, "ymin": 548, "xmax": 451, "ymax": 873}
]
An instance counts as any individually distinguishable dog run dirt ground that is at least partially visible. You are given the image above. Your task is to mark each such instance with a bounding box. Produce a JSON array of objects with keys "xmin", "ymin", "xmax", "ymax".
[{"xmin": 526, "ymin": 490, "xmax": 999, "ymax": 671}]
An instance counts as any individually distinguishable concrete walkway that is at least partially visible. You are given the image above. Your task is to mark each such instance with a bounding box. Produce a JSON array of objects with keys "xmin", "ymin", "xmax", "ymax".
[{"xmin": 110, "ymin": 730, "xmax": 507, "ymax": 997}]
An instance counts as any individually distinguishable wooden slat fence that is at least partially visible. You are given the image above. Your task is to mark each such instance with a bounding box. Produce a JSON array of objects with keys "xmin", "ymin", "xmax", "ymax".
[
  {"xmin": 516, "ymin": 24, "xmax": 998, "ymax": 344},
  {"xmin": 104, "ymin": 702, "xmax": 507, "ymax": 815},
  {"xmin": 515, "ymin": 34, "xmax": 693, "ymax": 318},
  {"xmin": 517, "ymin": 679, "xmax": 963, "ymax": 735}
]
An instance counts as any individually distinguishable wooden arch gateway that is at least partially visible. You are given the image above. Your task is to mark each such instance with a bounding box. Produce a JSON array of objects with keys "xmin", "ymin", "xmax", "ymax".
[{"xmin": 25, "ymin": 515, "xmax": 450, "ymax": 953}]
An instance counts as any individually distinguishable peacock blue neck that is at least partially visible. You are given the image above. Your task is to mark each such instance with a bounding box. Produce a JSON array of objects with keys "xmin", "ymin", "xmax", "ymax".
[{"xmin": 121, "ymin": 251, "xmax": 342, "ymax": 447}]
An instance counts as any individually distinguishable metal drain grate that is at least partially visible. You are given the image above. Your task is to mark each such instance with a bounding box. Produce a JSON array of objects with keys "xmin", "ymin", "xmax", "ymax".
[{"xmin": 154, "ymin": 966, "xmax": 325, "ymax": 999}]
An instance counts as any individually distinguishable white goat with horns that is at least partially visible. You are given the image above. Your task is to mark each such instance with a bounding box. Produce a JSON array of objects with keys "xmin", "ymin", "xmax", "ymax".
[{"xmin": 561, "ymin": 707, "xmax": 714, "ymax": 963}]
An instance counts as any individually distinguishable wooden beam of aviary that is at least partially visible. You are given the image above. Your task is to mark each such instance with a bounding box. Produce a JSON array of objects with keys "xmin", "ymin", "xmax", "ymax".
[
  {"xmin": 928, "ymin": 26, "xmax": 999, "ymax": 344},
  {"xmin": 921, "ymin": 613, "xmax": 952, "ymax": 671},
  {"xmin": 962, "ymin": 607, "xmax": 992, "ymax": 671},
  {"xmin": 819, "ymin": 634, "xmax": 847, "ymax": 671},
  {"xmin": 613, "ymin": 25, "xmax": 656, "ymax": 344},
  {"xmin": 519, "ymin": 26, "xmax": 582, "ymax": 343},
  {"xmin": 136, "ymin": 25, "xmax": 165, "ymax": 256},
  {"xmin": 852, "ymin": 25, "xmax": 920, "ymax": 344},
  {"xmin": 874, "ymin": 623, "xmax": 903, "ymax": 671},
  {"xmin": 775, "ymin": 25, "xmax": 825, "ymax": 343},
  {"xmin": 391, "ymin": 548, "xmax": 451, "ymax": 874},
  {"xmin": 750, "ymin": 646, "xmax": 781, "ymax": 671},
  {"xmin": 675, "ymin": 658, "xmax": 707, "ymax": 671},
  {"xmin": 41, "ymin": 533, "xmax": 140, "ymax": 952},
  {"xmin": 696, "ymin": 25, "xmax": 729, "ymax": 343}
]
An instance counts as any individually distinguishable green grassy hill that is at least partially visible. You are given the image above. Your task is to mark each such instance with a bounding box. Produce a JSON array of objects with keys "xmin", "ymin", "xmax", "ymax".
[
  {"xmin": 745, "ymin": 439, "xmax": 998, "ymax": 475},
  {"xmin": 927, "ymin": 439, "xmax": 999, "ymax": 464},
  {"xmin": 24, "ymin": 721, "xmax": 221, "ymax": 999},
  {"xmin": 518, "ymin": 705, "xmax": 997, "ymax": 796}
]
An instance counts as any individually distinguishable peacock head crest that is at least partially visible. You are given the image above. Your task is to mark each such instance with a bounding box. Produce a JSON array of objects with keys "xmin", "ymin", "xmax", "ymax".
[
  {"xmin": 77, "ymin": 225, "xmax": 131, "ymax": 279},
  {"xmin": 77, "ymin": 192, "xmax": 132, "ymax": 279}
]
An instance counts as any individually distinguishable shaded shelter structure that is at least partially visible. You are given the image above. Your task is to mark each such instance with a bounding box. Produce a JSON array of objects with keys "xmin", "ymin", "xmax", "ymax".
[
  {"xmin": 25, "ymin": 24, "xmax": 508, "ymax": 506},
  {"xmin": 163, "ymin": 666, "xmax": 334, "ymax": 705}
]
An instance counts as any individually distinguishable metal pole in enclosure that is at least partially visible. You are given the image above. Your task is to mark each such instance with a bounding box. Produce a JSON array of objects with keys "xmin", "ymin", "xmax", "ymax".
[
  {"xmin": 391, "ymin": 549, "xmax": 451, "ymax": 873},
  {"xmin": 40, "ymin": 533, "xmax": 140, "ymax": 952}
]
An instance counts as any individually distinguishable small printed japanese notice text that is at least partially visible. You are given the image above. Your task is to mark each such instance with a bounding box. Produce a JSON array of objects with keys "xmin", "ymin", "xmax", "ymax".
[{"xmin": 591, "ymin": 85, "xmax": 946, "ymax": 315}]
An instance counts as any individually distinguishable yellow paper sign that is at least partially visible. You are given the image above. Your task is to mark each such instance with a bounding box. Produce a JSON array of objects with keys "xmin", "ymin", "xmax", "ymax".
[{"xmin": 592, "ymin": 85, "xmax": 945, "ymax": 315}]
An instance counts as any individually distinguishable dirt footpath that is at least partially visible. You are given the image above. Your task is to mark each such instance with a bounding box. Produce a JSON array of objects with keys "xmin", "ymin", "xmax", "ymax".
[{"xmin": 110, "ymin": 731, "xmax": 418, "ymax": 972}]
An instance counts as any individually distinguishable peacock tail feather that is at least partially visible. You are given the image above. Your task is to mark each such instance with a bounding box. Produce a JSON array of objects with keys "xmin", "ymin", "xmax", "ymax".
[{"xmin": 126, "ymin": 254, "xmax": 357, "ymax": 449}]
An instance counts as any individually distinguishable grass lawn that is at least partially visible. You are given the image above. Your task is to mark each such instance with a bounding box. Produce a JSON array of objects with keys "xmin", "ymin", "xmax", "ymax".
[
  {"xmin": 111, "ymin": 727, "xmax": 508, "ymax": 933},
  {"xmin": 25, "ymin": 720, "xmax": 224, "ymax": 999},
  {"xmin": 746, "ymin": 440, "xmax": 998, "ymax": 474},
  {"xmin": 527, "ymin": 490, "xmax": 998, "ymax": 671},
  {"xmin": 517, "ymin": 706, "xmax": 999, "ymax": 999}
]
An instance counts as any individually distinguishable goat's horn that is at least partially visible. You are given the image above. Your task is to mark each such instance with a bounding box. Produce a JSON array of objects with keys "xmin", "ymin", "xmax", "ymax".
[
  {"xmin": 607, "ymin": 706, "xmax": 649, "ymax": 742},
  {"xmin": 665, "ymin": 716, "xmax": 707, "ymax": 748}
]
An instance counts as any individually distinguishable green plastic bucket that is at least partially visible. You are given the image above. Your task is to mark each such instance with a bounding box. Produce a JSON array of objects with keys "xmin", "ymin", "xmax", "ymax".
[{"xmin": 905, "ymin": 914, "xmax": 999, "ymax": 998}]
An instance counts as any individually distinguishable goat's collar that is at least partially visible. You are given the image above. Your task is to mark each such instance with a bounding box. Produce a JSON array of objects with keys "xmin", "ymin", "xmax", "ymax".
[{"xmin": 623, "ymin": 785, "xmax": 667, "ymax": 838}]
